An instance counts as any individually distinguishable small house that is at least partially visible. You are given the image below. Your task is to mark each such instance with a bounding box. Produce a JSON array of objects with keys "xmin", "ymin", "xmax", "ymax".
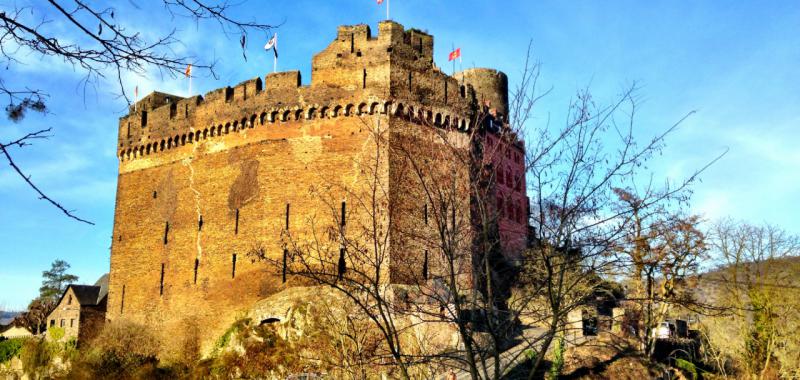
[{"xmin": 46, "ymin": 274, "xmax": 108, "ymax": 343}]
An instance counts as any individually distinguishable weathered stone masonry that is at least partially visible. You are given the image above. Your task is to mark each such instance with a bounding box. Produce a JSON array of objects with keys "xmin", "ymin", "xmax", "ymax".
[{"xmin": 107, "ymin": 21, "xmax": 528, "ymax": 355}]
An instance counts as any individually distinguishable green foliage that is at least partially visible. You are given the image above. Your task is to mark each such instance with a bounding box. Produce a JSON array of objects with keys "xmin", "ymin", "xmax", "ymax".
[
  {"xmin": 0, "ymin": 338, "xmax": 24, "ymax": 363},
  {"xmin": 524, "ymin": 348, "xmax": 537, "ymax": 361},
  {"xmin": 674, "ymin": 358, "xmax": 698, "ymax": 380},
  {"xmin": 211, "ymin": 317, "xmax": 251, "ymax": 357},
  {"xmin": 39, "ymin": 259, "xmax": 78, "ymax": 301},
  {"xmin": 48, "ymin": 326, "xmax": 65, "ymax": 341},
  {"xmin": 20, "ymin": 338, "xmax": 54, "ymax": 378},
  {"xmin": 745, "ymin": 289, "xmax": 777, "ymax": 375},
  {"xmin": 548, "ymin": 335, "xmax": 566, "ymax": 380}
]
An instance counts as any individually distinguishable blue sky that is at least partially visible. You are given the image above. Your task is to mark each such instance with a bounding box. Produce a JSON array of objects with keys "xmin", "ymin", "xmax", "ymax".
[{"xmin": 1, "ymin": 1, "xmax": 798, "ymax": 309}]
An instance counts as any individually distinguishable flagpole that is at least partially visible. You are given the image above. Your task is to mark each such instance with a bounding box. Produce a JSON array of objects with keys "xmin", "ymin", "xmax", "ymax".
[
  {"xmin": 452, "ymin": 43, "xmax": 455, "ymax": 76},
  {"xmin": 189, "ymin": 76, "xmax": 192, "ymax": 97},
  {"xmin": 273, "ymin": 55, "xmax": 277, "ymax": 73},
  {"xmin": 387, "ymin": 0, "xmax": 390, "ymax": 20}
]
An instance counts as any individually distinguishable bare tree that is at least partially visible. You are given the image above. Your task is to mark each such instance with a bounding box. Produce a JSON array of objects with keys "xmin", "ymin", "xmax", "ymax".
[
  {"xmin": 517, "ymin": 80, "xmax": 722, "ymax": 377},
  {"xmin": 0, "ymin": 1, "xmax": 275, "ymax": 223},
  {"xmin": 703, "ymin": 220, "xmax": 800, "ymax": 379}
]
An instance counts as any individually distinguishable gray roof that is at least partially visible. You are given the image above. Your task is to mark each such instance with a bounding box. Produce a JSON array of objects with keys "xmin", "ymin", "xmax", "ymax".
[{"xmin": 58, "ymin": 273, "xmax": 110, "ymax": 306}]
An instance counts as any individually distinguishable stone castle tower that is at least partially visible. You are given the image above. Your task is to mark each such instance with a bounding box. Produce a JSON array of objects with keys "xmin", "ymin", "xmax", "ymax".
[{"xmin": 108, "ymin": 21, "xmax": 528, "ymax": 353}]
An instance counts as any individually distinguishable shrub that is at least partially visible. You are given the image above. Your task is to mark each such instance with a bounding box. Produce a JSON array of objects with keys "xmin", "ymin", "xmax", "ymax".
[
  {"xmin": 0, "ymin": 338, "xmax": 24, "ymax": 363},
  {"xmin": 674, "ymin": 358, "xmax": 698, "ymax": 380},
  {"xmin": 76, "ymin": 320, "xmax": 161, "ymax": 379},
  {"xmin": 19, "ymin": 338, "xmax": 54, "ymax": 379},
  {"xmin": 48, "ymin": 326, "xmax": 65, "ymax": 341}
]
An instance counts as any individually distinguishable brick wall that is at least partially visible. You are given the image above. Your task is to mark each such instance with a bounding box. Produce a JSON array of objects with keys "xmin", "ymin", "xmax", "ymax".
[{"xmin": 107, "ymin": 20, "xmax": 526, "ymax": 356}]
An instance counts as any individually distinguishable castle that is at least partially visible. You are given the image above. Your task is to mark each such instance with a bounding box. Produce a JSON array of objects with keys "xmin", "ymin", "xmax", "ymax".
[{"xmin": 107, "ymin": 21, "xmax": 528, "ymax": 354}]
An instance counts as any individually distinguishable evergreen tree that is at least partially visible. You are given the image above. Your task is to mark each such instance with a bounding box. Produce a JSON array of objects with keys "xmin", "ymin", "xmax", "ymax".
[{"xmin": 39, "ymin": 259, "xmax": 78, "ymax": 302}]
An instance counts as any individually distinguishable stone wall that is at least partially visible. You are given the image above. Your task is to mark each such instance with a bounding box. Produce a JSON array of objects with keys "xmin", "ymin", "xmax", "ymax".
[
  {"xmin": 107, "ymin": 20, "xmax": 526, "ymax": 356},
  {"xmin": 47, "ymin": 287, "xmax": 82, "ymax": 340}
]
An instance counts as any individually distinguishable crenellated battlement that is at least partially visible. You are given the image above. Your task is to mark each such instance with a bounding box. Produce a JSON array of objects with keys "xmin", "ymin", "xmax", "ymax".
[{"xmin": 117, "ymin": 20, "xmax": 516, "ymax": 163}]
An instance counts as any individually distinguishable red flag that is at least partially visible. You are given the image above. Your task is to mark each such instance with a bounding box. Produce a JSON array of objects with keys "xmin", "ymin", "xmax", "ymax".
[
  {"xmin": 377, "ymin": 0, "xmax": 384, "ymax": 3},
  {"xmin": 448, "ymin": 48, "xmax": 461, "ymax": 61},
  {"xmin": 184, "ymin": 64, "xmax": 192, "ymax": 77}
]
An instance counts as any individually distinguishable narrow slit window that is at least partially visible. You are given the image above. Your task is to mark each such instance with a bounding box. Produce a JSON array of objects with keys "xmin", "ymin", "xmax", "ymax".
[
  {"xmin": 231, "ymin": 254, "xmax": 237, "ymax": 279},
  {"xmin": 163, "ymin": 222, "xmax": 169, "ymax": 245},
  {"xmin": 285, "ymin": 203, "xmax": 290, "ymax": 230},
  {"xmin": 424, "ymin": 203, "xmax": 428, "ymax": 225},
  {"xmin": 193, "ymin": 258, "xmax": 199, "ymax": 284},
  {"xmin": 153, "ymin": 191, "xmax": 157, "ymax": 199},
  {"xmin": 127, "ymin": 122, "xmax": 131, "ymax": 138},
  {"xmin": 340, "ymin": 201, "xmax": 346, "ymax": 226},
  {"xmin": 408, "ymin": 71, "xmax": 412, "ymax": 89},
  {"xmin": 234, "ymin": 209, "xmax": 240, "ymax": 234},
  {"xmin": 282, "ymin": 249, "xmax": 288, "ymax": 283},
  {"xmin": 444, "ymin": 81, "xmax": 448, "ymax": 104},
  {"xmin": 159, "ymin": 263, "xmax": 165, "ymax": 296},
  {"xmin": 422, "ymin": 250, "xmax": 429, "ymax": 280},
  {"xmin": 350, "ymin": 33, "xmax": 354, "ymax": 53},
  {"xmin": 198, "ymin": 215, "xmax": 203, "ymax": 231},
  {"xmin": 120, "ymin": 285, "xmax": 126, "ymax": 314},
  {"xmin": 362, "ymin": 69, "xmax": 367, "ymax": 89},
  {"xmin": 337, "ymin": 247, "xmax": 346, "ymax": 280},
  {"xmin": 141, "ymin": 111, "xmax": 148, "ymax": 127}
]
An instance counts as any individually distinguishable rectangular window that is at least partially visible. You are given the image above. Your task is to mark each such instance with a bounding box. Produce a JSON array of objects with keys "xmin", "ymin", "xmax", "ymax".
[
  {"xmin": 141, "ymin": 111, "xmax": 148, "ymax": 127},
  {"xmin": 198, "ymin": 215, "xmax": 203, "ymax": 231},
  {"xmin": 60, "ymin": 319, "xmax": 65, "ymax": 327},
  {"xmin": 50, "ymin": 320, "xmax": 55, "ymax": 327},
  {"xmin": 341, "ymin": 201, "xmax": 346, "ymax": 226},
  {"xmin": 424, "ymin": 203, "xmax": 428, "ymax": 225},
  {"xmin": 70, "ymin": 319, "xmax": 74, "ymax": 328},
  {"xmin": 232, "ymin": 254, "xmax": 237, "ymax": 279}
]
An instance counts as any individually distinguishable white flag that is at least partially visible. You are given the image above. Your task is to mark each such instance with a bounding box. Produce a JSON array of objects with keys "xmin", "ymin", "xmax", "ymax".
[{"xmin": 264, "ymin": 33, "xmax": 278, "ymax": 58}]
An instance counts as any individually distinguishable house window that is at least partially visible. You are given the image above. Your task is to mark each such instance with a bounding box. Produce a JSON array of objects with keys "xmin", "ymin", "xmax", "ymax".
[
  {"xmin": 70, "ymin": 319, "xmax": 74, "ymax": 328},
  {"xmin": 60, "ymin": 319, "xmax": 65, "ymax": 327},
  {"xmin": 50, "ymin": 320, "xmax": 55, "ymax": 327},
  {"xmin": 67, "ymin": 295, "xmax": 72, "ymax": 305}
]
